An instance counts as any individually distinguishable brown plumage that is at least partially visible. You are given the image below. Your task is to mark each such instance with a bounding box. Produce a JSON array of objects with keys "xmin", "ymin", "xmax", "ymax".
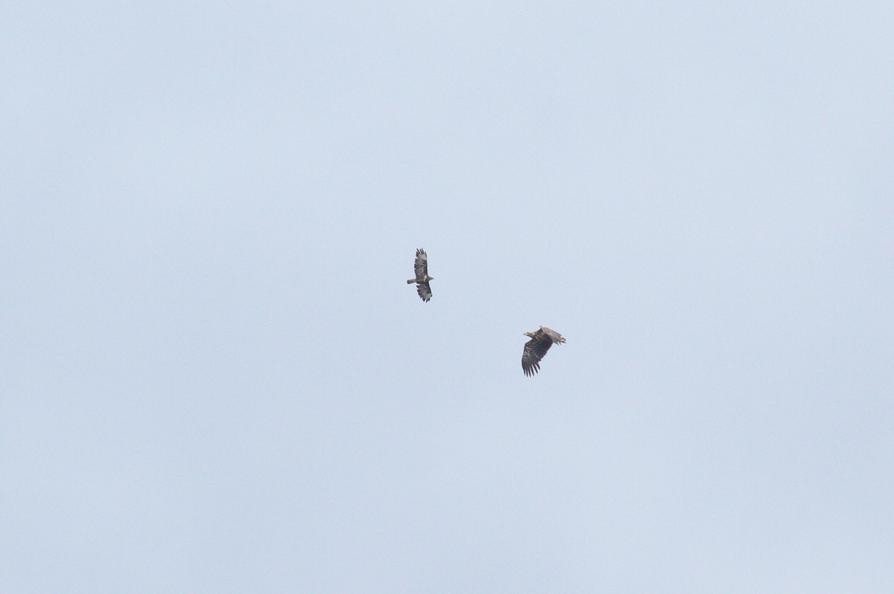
[
  {"xmin": 521, "ymin": 326, "xmax": 566, "ymax": 376},
  {"xmin": 406, "ymin": 248, "xmax": 433, "ymax": 302}
]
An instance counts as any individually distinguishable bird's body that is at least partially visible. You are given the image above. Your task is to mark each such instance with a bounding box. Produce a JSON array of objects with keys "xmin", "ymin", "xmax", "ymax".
[
  {"xmin": 407, "ymin": 249, "xmax": 434, "ymax": 302},
  {"xmin": 521, "ymin": 326, "xmax": 566, "ymax": 376}
]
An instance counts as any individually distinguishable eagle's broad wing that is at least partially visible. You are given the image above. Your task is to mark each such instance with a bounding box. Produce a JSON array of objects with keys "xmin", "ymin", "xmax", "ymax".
[
  {"xmin": 522, "ymin": 336, "xmax": 553, "ymax": 376},
  {"xmin": 414, "ymin": 249, "xmax": 428, "ymax": 281},
  {"xmin": 416, "ymin": 281, "xmax": 432, "ymax": 302}
]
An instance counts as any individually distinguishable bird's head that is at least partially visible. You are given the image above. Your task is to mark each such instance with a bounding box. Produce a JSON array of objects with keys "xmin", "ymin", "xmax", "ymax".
[{"xmin": 523, "ymin": 331, "xmax": 535, "ymax": 338}]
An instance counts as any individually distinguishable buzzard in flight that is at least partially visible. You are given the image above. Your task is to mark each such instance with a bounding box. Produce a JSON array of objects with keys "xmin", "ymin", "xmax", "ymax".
[
  {"xmin": 522, "ymin": 326, "xmax": 566, "ymax": 376},
  {"xmin": 406, "ymin": 248, "xmax": 433, "ymax": 302}
]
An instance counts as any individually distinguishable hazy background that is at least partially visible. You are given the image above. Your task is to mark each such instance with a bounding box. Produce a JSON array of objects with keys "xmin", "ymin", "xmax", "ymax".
[{"xmin": 2, "ymin": 1, "xmax": 893, "ymax": 592}]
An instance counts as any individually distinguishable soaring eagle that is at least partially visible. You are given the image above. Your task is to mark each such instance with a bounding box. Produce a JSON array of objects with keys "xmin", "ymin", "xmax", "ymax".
[
  {"xmin": 406, "ymin": 248, "xmax": 433, "ymax": 302},
  {"xmin": 522, "ymin": 326, "xmax": 566, "ymax": 376}
]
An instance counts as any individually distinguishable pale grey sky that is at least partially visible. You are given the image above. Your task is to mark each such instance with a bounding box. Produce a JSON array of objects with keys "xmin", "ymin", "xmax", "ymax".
[{"xmin": 2, "ymin": 1, "xmax": 893, "ymax": 592}]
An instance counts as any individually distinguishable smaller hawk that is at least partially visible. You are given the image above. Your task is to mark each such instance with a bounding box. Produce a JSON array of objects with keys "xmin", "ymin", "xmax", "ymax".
[
  {"xmin": 406, "ymin": 248, "xmax": 434, "ymax": 302},
  {"xmin": 522, "ymin": 326, "xmax": 566, "ymax": 376}
]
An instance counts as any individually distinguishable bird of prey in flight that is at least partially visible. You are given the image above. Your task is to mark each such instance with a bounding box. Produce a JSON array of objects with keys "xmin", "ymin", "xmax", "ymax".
[
  {"xmin": 406, "ymin": 248, "xmax": 433, "ymax": 302},
  {"xmin": 521, "ymin": 326, "xmax": 566, "ymax": 376}
]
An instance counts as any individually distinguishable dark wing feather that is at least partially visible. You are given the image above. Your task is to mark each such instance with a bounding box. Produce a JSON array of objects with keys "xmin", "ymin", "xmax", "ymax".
[
  {"xmin": 522, "ymin": 335, "xmax": 553, "ymax": 376},
  {"xmin": 414, "ymin": 249, "xmax": 428, "ymax": 281},
  {"xmin": 416, "ymin": 281, "xmax": 432, "ymax": 302}
]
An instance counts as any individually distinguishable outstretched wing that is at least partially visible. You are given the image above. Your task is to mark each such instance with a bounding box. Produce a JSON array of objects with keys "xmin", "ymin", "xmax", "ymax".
[
  {"xmin": 522, "ymin": 335, "xmax": 553, "ymax": 376},
  {"xmin": 414, "ymin": 249, "xmax": 428, "ymax": 281},
  {"xmin": 416, "ymin": 281, "xmax": 432, "ymax": 302}
]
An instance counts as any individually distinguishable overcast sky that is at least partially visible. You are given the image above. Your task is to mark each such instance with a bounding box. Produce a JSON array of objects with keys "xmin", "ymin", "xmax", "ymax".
[{"xmin": 2, "ymin": 1, "xmax": 893, "ymax": 592}]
